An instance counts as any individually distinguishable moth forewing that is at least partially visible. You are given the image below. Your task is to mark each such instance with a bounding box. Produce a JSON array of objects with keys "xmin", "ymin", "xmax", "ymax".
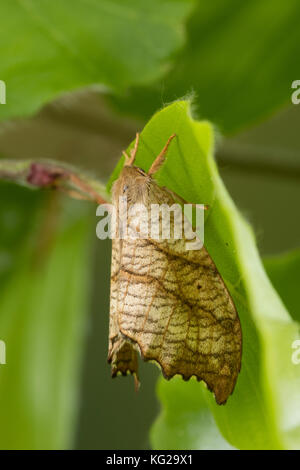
[{"xmin": 108, "ymin": 135, "xmax": 242, "ymax": 405}]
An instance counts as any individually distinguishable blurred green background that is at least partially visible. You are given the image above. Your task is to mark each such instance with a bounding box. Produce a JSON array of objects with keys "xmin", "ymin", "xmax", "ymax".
[{"xmin": 0, "ymin": 0, "xmax": 299, "ymax": 449}]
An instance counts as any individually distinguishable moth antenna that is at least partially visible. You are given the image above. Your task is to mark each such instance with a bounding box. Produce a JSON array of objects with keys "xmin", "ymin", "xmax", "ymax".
[
  {"xmin": 123, "ymin": 132, "xmax": 140, "ymax": 167},
  {"xmin": 122, "ymin": 151, "xmax": 131, "ymax": 165},
  {"xmin": 148, "ymin": 134, "xmax": 176, "ymax": 176}
]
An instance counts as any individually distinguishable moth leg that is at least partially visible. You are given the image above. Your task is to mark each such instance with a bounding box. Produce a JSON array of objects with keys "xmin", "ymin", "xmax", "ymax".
[
  {"xmin": 148, "ymin": 133, "xmax": 176, "ymax": 176},
  {"xmin": 68, "ymin": 173, "xmax": 109, "ymax": 205},
  {"xmin": 27, "ymin": 162, "xmax": 109, "ymax": 205},
  {"xmin": 56, "ymin": 186, "xmax": 96, "ymax": 202},
  {"xmin": 109, "ymin": 339, "xmax": 140, "ymax": 392}
]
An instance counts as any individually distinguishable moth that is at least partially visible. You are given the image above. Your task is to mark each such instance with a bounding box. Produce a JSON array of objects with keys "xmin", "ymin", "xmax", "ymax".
[{"xmin": 108, "ymin": 133, "xmax": 242, "ymax": 405}]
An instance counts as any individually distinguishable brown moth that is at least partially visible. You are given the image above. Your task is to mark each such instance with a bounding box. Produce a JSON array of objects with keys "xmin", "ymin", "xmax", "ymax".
[{"xmin": 108, "ymin": 134, "xmax": 242, "ymax": 405}]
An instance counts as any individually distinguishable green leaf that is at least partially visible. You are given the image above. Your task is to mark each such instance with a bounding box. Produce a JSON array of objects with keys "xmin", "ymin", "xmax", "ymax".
[
  {"xmin": 0, "ymin": 0, "xmax": 193, "ymax": 121},
  {"xmin": 110, "ymin": 0, "xmax": 300, "ymax": 134},
  {"xmin": 0, "ymin": 182, "xmax": 93, "ymax": 449},
  {"xmin": 152, "ymin": 377, "xmax": 234, "ymax": 450},
  {"xmin": 109, "ymin": 101, "xmax": 300, "ymax": 449},
  {"xmin": 264, "ymin": 250, "xmax": 300, "ymax": 324}
]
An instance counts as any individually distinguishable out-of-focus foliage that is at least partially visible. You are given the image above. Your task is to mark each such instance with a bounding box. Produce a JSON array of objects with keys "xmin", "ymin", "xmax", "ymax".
[
  {"xmin": 0, "ymin": 182, "xmax": 93, "ymax": 449},
  {"xmin": 110, "ymin": 0, "xmax": 300, "ymax": 134},
  {"xmin": 0, "ymin": 0, "xmax": 193, "ymax": 120}
]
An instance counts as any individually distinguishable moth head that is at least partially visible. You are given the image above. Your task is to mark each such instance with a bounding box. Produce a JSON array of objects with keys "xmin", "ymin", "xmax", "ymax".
[
  {"xmin": 112, "ymin": 132, "xmax": 176, "ymax": 205},
  {"xmin": 112, "ymin": 165, "xmax": 151, "ymax": 205}
]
